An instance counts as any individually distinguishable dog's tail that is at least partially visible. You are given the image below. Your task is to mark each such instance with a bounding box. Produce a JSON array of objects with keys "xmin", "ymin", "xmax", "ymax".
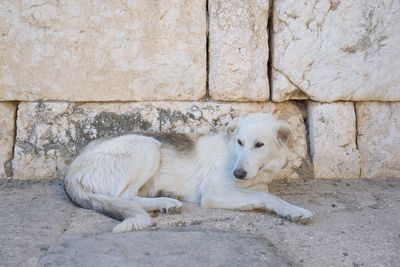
[{"xmin": 63, "ymin": 179, "xmax": 154, "ymax": 233}]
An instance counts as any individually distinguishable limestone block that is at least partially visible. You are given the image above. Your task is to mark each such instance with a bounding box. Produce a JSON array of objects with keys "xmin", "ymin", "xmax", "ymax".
[
  {"xmin": 357, "ymin": 102, "xmax": 400, "ymax": 178},
  {"xmin": 0, "ymin": 1, "xmax": 206, "ymax": 101},
  {"xmin": 13, "ymin": 101, "xmax": 307, "ymax": 180},
  {"xmin": 0, "ymin": 103, "xmax": 16, "ymax": 178},
  {"xmin": 272, "ymin": 0, "xmax": 400, "ymax": 102},
  {"xmin": 308, "ymin": 102, "xmax": 360, "ymax": 178},
  {"xmin": 208, "ymin": 0, "xmax": 269, "ymax": 101}
]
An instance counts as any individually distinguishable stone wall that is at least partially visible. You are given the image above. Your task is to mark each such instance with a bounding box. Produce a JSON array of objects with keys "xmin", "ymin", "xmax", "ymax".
[{"xmin": 0, "ymin": 0, "xmax": 399, "ymax": 179}]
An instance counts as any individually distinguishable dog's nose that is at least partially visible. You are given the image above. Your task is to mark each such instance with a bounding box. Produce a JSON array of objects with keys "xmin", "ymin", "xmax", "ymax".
[{"xmin": 234, "ymin": 168, "xmax": 247, "ymax": 179}]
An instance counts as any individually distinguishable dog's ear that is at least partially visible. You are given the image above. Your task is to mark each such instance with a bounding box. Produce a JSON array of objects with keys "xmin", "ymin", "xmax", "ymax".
[
  {"xmin": 277, "ymin": 122, "xmax": 292, "ymax": 147},
  {"xmin": 226, "ymin": 117, "xmax": 240, "ymax": 135}
]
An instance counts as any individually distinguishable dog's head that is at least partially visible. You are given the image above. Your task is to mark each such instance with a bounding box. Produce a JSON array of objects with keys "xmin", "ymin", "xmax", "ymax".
[{"xmin": 226, "ymin": 112, "xmax": 291, "ymax": 180}]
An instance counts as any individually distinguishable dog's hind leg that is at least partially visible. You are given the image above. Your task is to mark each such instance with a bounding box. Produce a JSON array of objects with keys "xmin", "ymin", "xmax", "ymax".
[
  {"xmin": 120, "ymin": 195, "xmax": 183, "ymax": 214},
  {"xmin": 87, "ymin": 193, "xmax": 155, "ymax": 233},
  {"xmin": 64, "ymin": 135, "xmax": 164, "ymax": 232},
  {"xmin": 64, "ymin": 180, "xmax": 155, "ymax": 233}
]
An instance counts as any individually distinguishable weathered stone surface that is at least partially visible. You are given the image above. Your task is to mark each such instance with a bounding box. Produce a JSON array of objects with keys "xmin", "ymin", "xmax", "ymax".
[
  {"xmin": 3, "ymin": 179, "xmax": 400, "ymax": 266},
  {"xmin": 0, "ymin": 180, "xmax": 75, "ymax": 266},
  {"xmin": 271, "ymin": 0, "xmax": 400, "ymax": 102},
  {"xmin": 357, "ymin": 102, "xmax": 400, "ymax": 178},
  {"xmin": 13, "ymin": 101, "xmax": 307, "ymax": 180},
  {"xmin": 0, "ymin": 1, "xmax": 206, "ymax": 101},
  {"xmin": 0, "ymin": 103, "xmax": 16, "ymax": 179},
  {"xmin": 308, "ymin": 102, "xmax": 360, "ymax": 178},
  {"xmin": 40, "ymin": 230, "xmax": 289, "ymax": 267},
  {"xmin": 208, "ymin": 0, "xmax": 269, "ymax": 101}
]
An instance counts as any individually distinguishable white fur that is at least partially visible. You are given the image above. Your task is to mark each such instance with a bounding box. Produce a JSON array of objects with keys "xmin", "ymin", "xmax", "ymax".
[{"xmin": 64, "ymin": 113, "xmax": 313, "ymax": 232}]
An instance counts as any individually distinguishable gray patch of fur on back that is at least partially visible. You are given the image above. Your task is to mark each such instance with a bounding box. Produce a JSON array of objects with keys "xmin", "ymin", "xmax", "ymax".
[{"xmin": 137, "ymin": 131, "xmax": 196, "ymax": 153}]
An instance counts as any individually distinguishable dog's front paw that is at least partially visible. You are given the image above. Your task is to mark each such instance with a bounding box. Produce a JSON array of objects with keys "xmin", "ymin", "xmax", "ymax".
[
  {"xmin": 280, "ymin": 206, "xmax": 313, "ymax": 224},
  {"xmin": 159, "ymin": 198, "xmax": 183, "ymax": 214}
]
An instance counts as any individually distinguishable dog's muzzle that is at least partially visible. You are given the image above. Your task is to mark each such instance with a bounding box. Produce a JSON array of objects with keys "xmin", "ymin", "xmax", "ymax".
[{"xmin": 233, "ymin": 168, "xmax": 247, "ymax": 179}]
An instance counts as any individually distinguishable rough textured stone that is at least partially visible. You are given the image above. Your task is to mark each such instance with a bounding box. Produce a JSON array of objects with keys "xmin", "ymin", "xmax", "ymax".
[
  {"xmin": 208, "ymin": 0, "xmax": 269, "ymax": 101},
  {"xmin": 271, "ymin": 0, "xmax": 400, "ymax": 102},
  {"xmin": 308, "ymin": 102, "xmax": 360, "ymax": 178},
  {"xmin": 0, "ymin": 180, "xmax": 74, "ymax": 266},
  {"xmin": 40, "ymin": 230, "xmax": 289, "ymax": 267},
  {"xmin": 12, "ymin": 101, "xmax": 307, "ymax": 180},
  {"xmin": 0, "ymin": 103, "xmax": 16, "ymax": 179},
  {"xmin": 2, "ymin": 179, "xmax": 400, "ymax": 267},
  {"xmin": 357, "ymin": 102, "xmax": 400, "ymax": 178},
  {"xmin": 0, "ymin": 1, "xmax": 206, "ymax": 101}
]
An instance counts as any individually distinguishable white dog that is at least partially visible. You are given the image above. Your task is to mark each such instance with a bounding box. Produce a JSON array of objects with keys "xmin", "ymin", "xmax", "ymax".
[{"xmin": 64, "ymin": 113, "xmax": 313, "ymax": 233}]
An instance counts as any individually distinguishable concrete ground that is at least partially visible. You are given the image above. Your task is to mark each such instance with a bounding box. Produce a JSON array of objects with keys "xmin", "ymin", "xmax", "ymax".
[{"xmin": 1, "ymin": 179, "xmax": 399, "ymax": 267}]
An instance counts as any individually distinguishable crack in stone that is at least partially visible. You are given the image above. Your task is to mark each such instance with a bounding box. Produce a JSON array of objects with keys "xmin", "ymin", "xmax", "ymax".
[
  {"xmin": 272, "ymin": 66, "xmax": 310, "ymax": 99},
  {"xmin": 353, "ymin": 103, "xmax": 361, "ymax": 178},
  {"xmin": 37, "ymin": 206, "xmax": 78, "ymax": 263},
  {"xmin": 267, "ymin": 0, "xmax": 274, "ymax": 100},
  {"xmin": 4, "ymin": 102, "xmax": 18, "ymax": 178},
  {"xmin": 61, "ymin": 209, "xmax": 78, "ymax": 235},
  {"xmin": 301, "ymin": 101, "xmax": 315, "ymax": 178},
  {"xmin": 205, "ymin": 0, "xmax": 210, "ymax": 98}
]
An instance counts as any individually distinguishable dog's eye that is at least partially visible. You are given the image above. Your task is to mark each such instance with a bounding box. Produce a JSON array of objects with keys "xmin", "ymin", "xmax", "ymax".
[
  {"xmin": 237, "ymin": 139, "xmax": 243, "ymax": 146},
  {"xmin": 255, "ymin": 142, "xmax": 264, "ymax": 148}
]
